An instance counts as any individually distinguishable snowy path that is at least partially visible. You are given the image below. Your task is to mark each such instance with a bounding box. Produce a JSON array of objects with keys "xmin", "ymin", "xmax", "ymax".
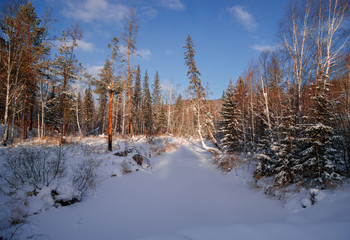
[{"xmin": 24, "ymin": 142, "xmax": 350, "ymax": 240}]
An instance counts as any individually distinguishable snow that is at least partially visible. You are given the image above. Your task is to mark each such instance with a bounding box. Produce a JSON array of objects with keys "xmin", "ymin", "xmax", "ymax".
[{"xmin": 1, "ymin": 137, "xmax": 350, "ymax": 239}]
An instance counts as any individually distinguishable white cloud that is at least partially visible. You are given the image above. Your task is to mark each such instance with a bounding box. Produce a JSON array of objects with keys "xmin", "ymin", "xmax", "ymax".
[
  {"xmin": 165, "ymin": 49, "xmax": 174, "ymax": 55},
  {"xmin": 140, "ymin": 6, "xmax": 158, "ymax": 19},
  {"xmin": 251, "ymin": 44, "xmax": 276, "ymax": 52},
  {"xmin": 159, "ymin": 0, "xmax": 185, "ymax": 11},
  {"xmin": 62, "ymin": 0, "xmax": 130, "ymax": 23},
  {"xmin": 226, "ymin": 5, "xmax": 257, "ymax": 31},
  {"xmin": 77, "ymin": 40, "xmax": 94, "ymax": 52},
  {"xmin": 87, "ymin": 65, "xmax": 103, "ymax": 77},
  {"xmin": 120, "ymin": 45, "xmax": 152, "ymax": 60},
  {"xmin": 53, "ymin": 39, "xmax": 94, "ymax": 52},
  {"xmin": 135, "ymin": 49, "xmax": 152, "ymax": 59}
]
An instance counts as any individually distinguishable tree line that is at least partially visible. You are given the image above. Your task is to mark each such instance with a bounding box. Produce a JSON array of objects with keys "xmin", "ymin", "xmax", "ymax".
[
  {"xmin": 0, "ymin": 0, "xmax": 219, "ymax": 149},
  {"xmin": 220, "ymin": 0, "xmax": 350, "ymax": 188}
]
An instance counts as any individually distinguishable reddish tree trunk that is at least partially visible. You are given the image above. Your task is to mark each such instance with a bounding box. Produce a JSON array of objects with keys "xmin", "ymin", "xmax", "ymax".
[{"xmin": 108, "ymin": 89, "xmax": 114, "ymax": 151}]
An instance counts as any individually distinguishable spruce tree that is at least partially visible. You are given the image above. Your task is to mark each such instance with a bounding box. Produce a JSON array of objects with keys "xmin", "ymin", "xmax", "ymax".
[
  {"xmin": 97, "ymin": 92, "xmax": 107, "ymax": 135},
  {"xmin": 158, "ymin": 103, "xmax": 167, "ymax": 134},
  {"xmin": 293, "ymin": 72, "xmax": 345, "ymax": 187},
  {"xmin": 152, "ymin": 71, "xmax": 162, "ymax": 133},
  {"xmin": 220, "ymin": 78, "xmax": 239, "ymax": 152},
  {"xmin": 173, "ymin": 94, "xmax": 183, "ymax": 135},
  {"xmin": 142, "ymin": 70, "xmax": 153, "ymax": 135},
  {"xmin": 133, "ymin": 65, "xmax": 142, "ymax": 134},
  {"xmin": 184, "ymin": 35, "xmax": 205, "ymax": 140}
]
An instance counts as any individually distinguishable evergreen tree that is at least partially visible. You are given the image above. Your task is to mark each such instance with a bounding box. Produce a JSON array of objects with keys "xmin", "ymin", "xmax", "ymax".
[
  {"xmin": 293, "ymin": 72, "xmax": 345, "ymax": 187},
  {"xmin": 184, "ymin": 35, "xmax": 205, "ymax": 139},
  {"xmin": 152, "ymin": 71, "xmax": 162, "ymax": 133},
  {"xmin": 173, "ymin": 94, "xmax": 183, "ymax": 135},
  {"xmin": 220, "ymin": 78, "xmax": 238, "ymax": 152},
  {"xmin": 45, "ymin": 86, "xmax": 61, "ymax": 133},
  {"xmin": 83, "ymin": 86, "xmax": 95, "ymax": 134},
  {"xmin": 133, "ymin": 65, "xmax": 142, "ymax": 134},
  {"xmin": 96, "ymin": 92, "xmax": 107, "ymax": 135},
  {"xmin": 158, "ymin": 103, "xmax": 167, "ymax": 134},
  {"xmin": 142, "ymin": 70, "xmax": 153, "ymax": 135},
  {"xmin": 184, "ymin": 34, "xmax": 221, "ymax": 150},
  {"xmin": 220, "ymin": 77, "xmax": 248, "ymax": 152}
]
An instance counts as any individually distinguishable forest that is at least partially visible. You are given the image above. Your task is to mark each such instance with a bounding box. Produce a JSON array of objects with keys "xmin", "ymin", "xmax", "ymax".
[{"xmin": 0, "ymin": 0, "xmax": 350, "ymax": 191}]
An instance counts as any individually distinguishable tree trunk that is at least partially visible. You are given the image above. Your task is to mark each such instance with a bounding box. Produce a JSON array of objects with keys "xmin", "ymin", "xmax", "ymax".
[
  {"xmin": 108, "ymin": 89, "xmax": 114, "ymax": 151},
  {"xmin": 205, "ymin": 124, "xmax": 222, "ymax": 151},
  {"xmin": 23, "ymin": 93, "xmax": 28, "ymax": 140},
  {"xmin": 76, "ymin": 97, "xmax": 82, "ymax": 136},
  {"xmin": 29, "ymin": 101, "xmax": 34, "ymax": 133},
  {"xmin": 1, "ymin": 52, "xmax": 12, "ymax": 146}
]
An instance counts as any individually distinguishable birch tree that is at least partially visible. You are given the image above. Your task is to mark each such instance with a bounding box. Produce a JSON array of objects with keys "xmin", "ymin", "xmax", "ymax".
[{"xmin": 54, "ymin": 23, "xmax": 82, "ymax": 143}]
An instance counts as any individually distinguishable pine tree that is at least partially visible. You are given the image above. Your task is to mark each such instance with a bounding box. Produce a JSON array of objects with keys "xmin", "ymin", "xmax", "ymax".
[
  {"xmin": 83, "ymin": 86, "xmax": 95, "ymax": 134},
  {"xmin": 94, "ymin": 37, "xmax": 122, "ymax": 151},
  {"xmin": 142, "ymin": 70, "xmax": 153, "ymax": 135}
]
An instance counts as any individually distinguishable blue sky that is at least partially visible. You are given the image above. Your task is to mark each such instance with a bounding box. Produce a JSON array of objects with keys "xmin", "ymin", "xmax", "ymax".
[{"xmin": 31, "ymin": 0, "xmax": 288, "ymax": 99}]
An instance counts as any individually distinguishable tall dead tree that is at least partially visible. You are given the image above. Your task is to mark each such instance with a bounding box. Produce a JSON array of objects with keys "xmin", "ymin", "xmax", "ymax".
[{"xmin": 122, "ymin": 8, "xmax": 139, "ymax": 138}]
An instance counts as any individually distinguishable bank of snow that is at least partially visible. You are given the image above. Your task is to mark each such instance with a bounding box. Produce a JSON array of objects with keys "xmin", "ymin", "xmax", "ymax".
[
  {"xmin": 1, "ymin": 138, "xmax": 350, "ymax": 239},
  {"xmin": 6, "ymin": 140, "xmax": 349, "ymax": 239}
]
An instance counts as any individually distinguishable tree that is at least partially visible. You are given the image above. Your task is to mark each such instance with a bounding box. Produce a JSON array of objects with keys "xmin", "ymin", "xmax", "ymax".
[
  {"xmin": 141, "ymin": 70, "xmax": 152, "ymax": 135},
  {"xmin": 152, "ymin": 71, "xmax": 162, "ymax": 133},
  {"xmin": 279, "ymin": 0, "xmax": 314, "ymax": 123},
  {"xmin": 158, "ymin": 103, "xmax": 167, "ymax": 134},
  {"xmin": 133, "ymin": 65, "xmax": 142, "ymax": 134},
  {"xmin": 173, "ymin": 94, "xmax": 183, "ymax": 135},
  {"xmin": 122, "ymin": 8, "xmax": 139, "ymax": 138},
  {"xmin": 54, "ymin": 23, "xmax": 82, "ymax": 143},
  {"xmin": 184, "ymin": 35, "xmax": 222, "ymax": 151},
  {"xmin": 293, "ymin": 72, "xmax": 345, "ymax": 187},
  {"xmin": 220, "ymin": 78, "xmax": 238, "ymax": 152},
  {"xmin": 95, "ymin": 37, "xmax": 122, "ymax": 151},
  {"xmin": 83, "ymin": 86, "xmax": 94, "ymax": 134},
  {"xmin": 96, "ymin": 91, "xmax": 107, "ymax": 135},
  {"xmin": 0, "ymin": 0, "xmax": 48, "ymax": 145}
]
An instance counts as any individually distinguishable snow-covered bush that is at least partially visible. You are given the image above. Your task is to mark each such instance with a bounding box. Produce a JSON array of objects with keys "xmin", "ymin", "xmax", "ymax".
[
  {"xmin": 0, "ymin": 145, "xmax": 66, "ymax": 192},
  {"xmin": 71, "ymin": 158, "xmax": 97, "ymax": 196}
]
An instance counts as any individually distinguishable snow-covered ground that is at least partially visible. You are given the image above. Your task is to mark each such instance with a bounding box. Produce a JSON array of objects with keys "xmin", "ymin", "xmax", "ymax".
[{"xmin": 1, "ymin": 137, "xmax": 350, "ymax": 239}]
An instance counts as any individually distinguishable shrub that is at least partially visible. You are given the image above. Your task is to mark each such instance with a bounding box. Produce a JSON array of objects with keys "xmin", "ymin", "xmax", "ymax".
[{"xmin": 1, "ymin": 145, "xmax": 66, "ymax": 192}]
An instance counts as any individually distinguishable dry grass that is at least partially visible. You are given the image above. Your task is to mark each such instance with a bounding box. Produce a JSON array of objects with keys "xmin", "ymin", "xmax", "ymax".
[
  {"xmin": 216, "ymin": 153, "xmax": 243, "ymax": 173},
  {"xmin": 150, "ymin": 142, "xmax": 178, "ymax": 156}
]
